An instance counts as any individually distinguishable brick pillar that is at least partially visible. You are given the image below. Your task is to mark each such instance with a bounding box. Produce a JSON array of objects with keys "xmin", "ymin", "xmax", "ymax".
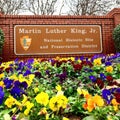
[
  {"xmin": 0, "ymin": 12, "xmax": 3, "ymax": 16},
  {"xmin": 107, "ymin": 8, "xmax": 120, "ymax": 27},
  {"xmin": 114, "ymin": 14, "xmax": 120, "ymax": 26}
]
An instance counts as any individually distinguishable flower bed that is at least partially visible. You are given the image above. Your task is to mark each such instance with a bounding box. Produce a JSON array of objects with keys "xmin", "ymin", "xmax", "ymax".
[{"xmin": 0, "ymin": 53, "xmax": 120, "ymax": 120}]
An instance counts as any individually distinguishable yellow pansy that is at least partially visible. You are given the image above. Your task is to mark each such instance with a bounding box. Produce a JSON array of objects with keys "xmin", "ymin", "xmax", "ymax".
[
  {"xmin": 27, "ymin": 74, "xmax": 35, "ymax": 87},
  {"xmin": 39, "ymin": 107, "xmax": 47, "ymax": 115},
  {"xmin": 49, "ymin": 94, "xmax": 68, "ymax": 112},
  {"xmin": 77, "ymin": 88, "xmax": 89, "ymax": 97},
  {"xmin": 111, "ymin": 99, "xmax": 119, "ymax": 111},
  {"xmin": 24, "ymin": 101, "xmax": 34, "ymax": 115},
  {"xmin": 0, "ymin": 73, "xmax": 4, "ymax": 79},
  {"xmin": 22, "ymin": 95, "xmax": 28, "ymax": 104},
  {"xmin": 24, "ymin": 109, "xmax": 30, "ymax": 116},
  {"xmin": 57, "ymin": 95, "xmax": 68, "ymax": 109},
  {"xmin": 12, "ymin": 107, "xmax": 17, "ymax": 113},
  {"xmin": 77, "ymin": 59, "xmax": 81, "ymax": 63},
  {"xmin": 93, "ymin": 94, "xmax": 104, "ymax": 107},
  {"xmin": 1, "ymin": 61, "xmax": 13, "ymax": 70},
  {"xmin": 83, "ymin": 94, "xmax": 104, "ymax": 112},
  {"xmin": 63, "ymin": 117, "xmax": 69, "ymax": 120},
  {"xmin": 35, "ymin": 92, "xmax": 49, "ymax": 106},
  {"xmin": 93, "ymin": 58, "xmax": 102, "ymax": 65},
  {"xmin": 87, "ymin": 98, "xmax": 95, "ymax": 112},
  {"xmin": 25, "ymin": 101, "xmax": 34, "ymax": 109},
  {"xmin": 49, "ymin": 96, "xmax": 59, "ymax": 112},
  {"xmin": 9, "ymin": 74, "xmax": 18, "ymax": 81},
  {"xmin": 15, "ymin": 100, "xmax": 22, "ymax": 107},
  {"xmin": 0, "ymin": 81, "xmax": 5, "ymax": 88},
  {"xmin": 34, "ymin": 87, "xmax": 39, "ymax": 93},
  {"xmin": 70, "ymin": 57, "xmax": 74, "ymax": 61},
  {"xmin": 56, "ymin": 85, "xmax": 62, "ymax": 91},
  {"xmin": 5, "ymin": 96, "xmax": 16, "ymax": 108},
  {"xmin": 112, "ymin": 99, "xmax": 119, "ymax": 105},
  {"xmin": 55, "ymin": 56, "xmax": 60, "ymax": 60},
  {"xmin": 32, "ymin": 59, "xmax": 40, "ymax": 67},
  {"xmin": 18, "ymin": 74, "xmax": 27, "ymax": 83},
  {"xmin": 15, "ymin": 95, "xmax": 28, "ymax": 111},
  {"xmin": 106, "ymin": 66, "xmax": 113, "ymax": 73}
]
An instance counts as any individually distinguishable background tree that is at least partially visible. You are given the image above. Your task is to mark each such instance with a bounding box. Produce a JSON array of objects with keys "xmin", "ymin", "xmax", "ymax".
[
  {"xmin": 0, "ymin": 0, "xmax": 119, "ymax": 15},
  {"xmin": 0, "ymin": 29, "xmax": 4, "ymax": 60},
  {"xmin": 0, "ymin": 0, "xmax": 24, "ymax": 15},
  {"xmin": 24, "ymin": 0, "xmax": 58, "ymax": 15},
  {"xmin": 64, "ymin": 0, "xmax": 116, "ymax": 15}
]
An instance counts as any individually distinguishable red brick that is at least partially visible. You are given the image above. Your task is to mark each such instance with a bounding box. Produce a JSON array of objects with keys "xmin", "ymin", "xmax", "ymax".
[{"xmin": 0, "ymin": 8, "xmax": 120, "ymax": 61}]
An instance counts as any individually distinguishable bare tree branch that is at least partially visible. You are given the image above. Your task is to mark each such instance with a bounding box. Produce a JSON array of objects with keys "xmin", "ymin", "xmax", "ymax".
[
  {"xmin": 65, "ymin": 0, "xmax": 116, "ymax": 15},
  {"xmin": 0, "ymin": 0, "xmax": 24, "ymax": 15},
  {"xmin": 24, "ymin": 0, "xmax": 58, "ymax": 15}
]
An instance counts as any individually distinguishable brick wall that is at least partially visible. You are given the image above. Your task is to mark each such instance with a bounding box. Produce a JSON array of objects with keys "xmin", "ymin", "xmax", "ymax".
[{"xmin": 0, "ymin": 8, "xmax": 120, "ymax": 61}]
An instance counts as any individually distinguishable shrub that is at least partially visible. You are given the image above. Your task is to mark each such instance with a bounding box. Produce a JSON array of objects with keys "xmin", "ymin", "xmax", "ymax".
[
  {"xmin": 113, "ymin": 24, "xmax": 120, "ymax": 52},
  {"xmin": 0, "ymin": 29, "xmax": 4, "ymax": 54}
]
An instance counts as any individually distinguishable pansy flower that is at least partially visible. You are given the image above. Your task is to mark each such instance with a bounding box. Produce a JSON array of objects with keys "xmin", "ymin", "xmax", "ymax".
[
  {"xmin": 75, "ymin": 56, "xmax": 79, "ymax": 61},
  {"xmin": 15, "ymin": 80, "xmax": 28, "ymax": 89},
  {"xmin": 0, "ymin": 86, "xmax": 4, "ymax": 105},
  {"xmin": 81, "ymin": 60, "xmax": 93, "ymax": 67},
  {"xmin": 3, "ymin": 78, "xmax": 13, "ymax": 89},
  {"xmin": 89, "ymin": 75, "xmax": 96, "ymax": 82},
  {"xmin": 114, "ymin": 93, "xmax": 120, "ymax": 103},
  {"xmin": 57, "ymin": 72, "xmax": 67, "ymax": 83},
  {"xmin": 96, "ymin": 78, "xmax": 104, "ymax": 89},
  {"xmin": 73, "ymin": 63, "xmax": 82, "ymax": 71},
  {"xmin": 106, "ymin": 75, "xmax": 113, "ymax": 82},
  {"xmin": 5, "ymin": 67, "xmax": 13, "ymax": 73},
  {"xmin": 80, "ymin": 56, "xmax": 84, "ymax": 61},
  {"xmin": 93, "ymin": 58, "xmax": 102, "ymax": 65},
  {"xmin": 10, "ymin": 87, "xmax": 23, "ymax": 98},
  {"xmin": 105, "ymin": 61, "xmax": 112, "ymax": 66},
  {"xmin": 27, "ymin": 58, "xmax": 34, "ymax": 65},
  {"xmin": 34, "ymin": 71, "xmax": 42, "ymax": 78},
  {"xmin": 17, "ymin": 62, "xmax": 24, "ymax": 71},
  {"xmin": 100, "ymin": 73, "xmax": 106, "ymax": 81},
  {"xmin": 114, "ymin": 88, "xmax": 120, "ymax": 103},
  {"xmin": 102, "ymin": 89, "xmax": 113, "ymax": 104},
  {"xmin": 10, "ymin": 81, "xmax": 27, "ymax": 98},
  {"xmin": 23, "ymin": 69, "xmax": 31, "ymax": 76},
  {"xmin": 105, "ymin": 66, "xmax": 113, "ymax": 73}
]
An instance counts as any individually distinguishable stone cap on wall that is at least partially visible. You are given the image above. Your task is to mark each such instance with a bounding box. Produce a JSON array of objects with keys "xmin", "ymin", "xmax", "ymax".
[
  {"xmin": 107, "ymin": 8, "xmax": 120, "ymax": 16},
  {"xmin": 0, "ymin": 14, "xmax": 114, "ymax": 19}
]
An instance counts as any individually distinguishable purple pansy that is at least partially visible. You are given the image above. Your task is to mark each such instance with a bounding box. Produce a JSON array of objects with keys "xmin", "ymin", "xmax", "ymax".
[
  {"xmin": 0, "ymin": 86, "xmax": 4, "ymax": 105},
  {"xmin": 3, "ymin": 78, "xmax": 13, "ymax": 89},
  {"xmin": 89, "ymin": 75, "xmax": 96, "ymax": 82},
  {"xmin": 102, "ymin": 89, "xmax": 113, "ymax": 104}
]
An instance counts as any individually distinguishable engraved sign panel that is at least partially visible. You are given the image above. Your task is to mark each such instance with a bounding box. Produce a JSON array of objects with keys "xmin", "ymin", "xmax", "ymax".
[{"xmin": 14, "ymin": 25, "xmax": 102, "ymax": 55}]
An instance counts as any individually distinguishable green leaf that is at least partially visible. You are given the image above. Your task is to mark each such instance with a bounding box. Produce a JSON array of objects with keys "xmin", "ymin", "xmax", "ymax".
[
  {"xmin": 82, "ymin": 116, "xmax": 96, "ymax": 120},
  {"xmin": 0, "ymin": 109, "xmax": 12, "ymax": 116},
  {"xmin": 17, "ymin": 113, "xmax": 29, "ymax": 120},
  {"xmin": 3, "ymin": 114, "xmax": 11, "ymax": 120}
]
